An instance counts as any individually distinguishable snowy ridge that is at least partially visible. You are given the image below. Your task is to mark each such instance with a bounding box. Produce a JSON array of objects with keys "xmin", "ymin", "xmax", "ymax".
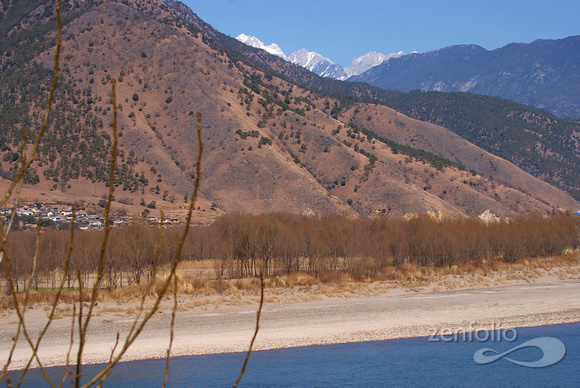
[
  {"xmin": 236, "ymin": 33, "xmax": 409, "ymax": 80},
  {"xmin": 288, "ymin": 48, "xmax": 333, "ymax": 69},
  {"xmin": 288, "ymin": 49, "xmax": 409, "ymax": 80},
  {"xmin": 236, "ymin": 34, "xmax": 287, "ymax": 59},
  {"xmin": 288, "ymin": 49, "xmax": 347, "ymax": 79}
]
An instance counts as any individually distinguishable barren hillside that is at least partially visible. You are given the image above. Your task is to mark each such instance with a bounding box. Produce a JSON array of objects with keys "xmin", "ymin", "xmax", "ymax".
[{"xmin": 0, "ymin": 0, "xmax": 578, "ymax": 218}]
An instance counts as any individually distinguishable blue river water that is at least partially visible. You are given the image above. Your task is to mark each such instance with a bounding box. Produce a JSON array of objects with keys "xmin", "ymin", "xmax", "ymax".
[{"xmin": 8, "ymin": 322, "xmax": 579, "ymax": 387}]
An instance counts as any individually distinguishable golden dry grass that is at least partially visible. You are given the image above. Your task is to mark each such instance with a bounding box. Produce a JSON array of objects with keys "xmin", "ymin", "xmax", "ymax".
[
  {"xmin": 0, "ymin": 253, "xmax": 578, "ymax": 317},
  {"xmin": 178, "ymin": 260, "xmax": 215, "ymax": 270}
]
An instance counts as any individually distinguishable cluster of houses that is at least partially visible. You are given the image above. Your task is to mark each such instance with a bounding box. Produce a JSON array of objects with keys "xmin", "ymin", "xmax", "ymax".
[
  {"xmin": 3, "ymin": 205, "xmax": 107, "ymax": 230},
  {"xmin": 2, "ymin": 204, "xmax": 185, "ymax": 230},
  {"xmin": 4, "ymin": 204, "xmax": 579, "ymax": 231}
]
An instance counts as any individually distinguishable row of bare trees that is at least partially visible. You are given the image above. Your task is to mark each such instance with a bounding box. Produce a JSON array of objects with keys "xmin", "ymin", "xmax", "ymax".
[
  {"xmin": 208, "ymin": 213, "xmax": 580, "ymax": 279},
  {"xmin": 2, "ymin": 225, "xmax": 185, "ymax": 293},
  {"xmin": 3, "ymin": 213, "xmax": 579, "ymax": 289}
]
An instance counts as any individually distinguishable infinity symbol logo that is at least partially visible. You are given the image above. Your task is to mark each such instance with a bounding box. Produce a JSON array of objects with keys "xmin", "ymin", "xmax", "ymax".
[{"xmin": 474, "ymin": 337, "xmax": 566, "ymax": 368}]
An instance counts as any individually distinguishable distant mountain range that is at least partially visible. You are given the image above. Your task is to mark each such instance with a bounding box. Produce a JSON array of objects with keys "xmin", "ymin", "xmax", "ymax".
[
  {"xmin": 236, "ymin": 34, "xmax": 580, "ymax": 118},
  {"xmin": 351, "ymin": 37, "xmax": 580, "ymax": 119},
  {"xmin": 235, "ymin": 34, "xmax": 406, "ymax": 80}
]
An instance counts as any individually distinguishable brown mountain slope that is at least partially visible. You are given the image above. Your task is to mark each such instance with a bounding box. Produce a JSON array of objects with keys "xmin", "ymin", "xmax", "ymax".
[
  {"xmin": 2, "ymin": 0, "xmax": 578, "ymax": 217},
  {"xmin": 343, "ymin": 105, "xmax": 578, "ymax": 211}
]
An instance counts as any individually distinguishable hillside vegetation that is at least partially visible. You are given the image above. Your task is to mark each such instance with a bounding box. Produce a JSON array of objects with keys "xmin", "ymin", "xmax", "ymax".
[
  {"xmin": 168, "ymin": 2, "xmax": 580, "ymax": 202},
  {"xmin": 0, "ymin": 0, "xmax": 578, "ymax": 218},
  {"xmin": 385, "ymin": 91, "xmax": 580, "ymax": 200}
]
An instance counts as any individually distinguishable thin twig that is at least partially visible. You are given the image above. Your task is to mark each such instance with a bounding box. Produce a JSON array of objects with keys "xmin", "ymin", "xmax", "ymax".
[
  {"xmin": 1, "ymin": 1, "xmax": 62, "ymax": 382},
  {"xmin": 73, "ymin": 266, "xmax": 83, "ymax": 388},
  {"xmin": 96, "ymin": 332, "xmax": 120, "ymax": 388},
  {"xmin": 0, "ymin": 126, "xmax": 28, "ymax": 263},
  {"xmin": 125, "ymin": 211, "xmax": 166, "ymax": 343},
  {"xmin": 109, "ymin": 333, "xmax": 120, "ymax": 365},
  {"xmin": 91, "ymin": 213, "xmax": 169, "ymax": 387},
  {"xmin": 60, "ymin": 304, "xmax": 76, "ymax": 388},
  {"xmin": 162, "ymin": 263, "xmax": 178, "ymax": 388},
  {"xmin": 0, "ymin": 233, "xmax": 55, "ymax": 388},
  {"xmin": 0, "ymin": 217, "xmax": 40, "ymax": 380},
  {"xmin": 10, "ymin": 218, "xmax": 42, "ymax": 385},
  {"xmin": 0, "ymin": 136, "xmax": 30, "ymax": 382},
  {"xmin": 81, "ymin": 113, "xmax": 204, "ymax": 388},
  {"xmin": 16, "ymin": 209, "xmax": 75, "ymax": 387},
  {"xmin": 76, "ymin": 77, "xmax": 118, "ymax": 387},
  {"xmin": 233, "ymin": 273, "xmax": 265, "ymax": 388},
  {"xmin": 22, "ymin": 218, "xmax": 43, "ymax": 306},
  {"xmin": 76, "ymin": 264, "xmax": 83, "ymax": 386},
  {"xmin": 158, "ymin": 208, "xmax": 176, "ymax": 388}
]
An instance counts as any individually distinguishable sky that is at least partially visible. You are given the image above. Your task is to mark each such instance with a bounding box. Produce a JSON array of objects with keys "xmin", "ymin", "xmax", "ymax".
[{"xmin": 181, "ymin": 0, "xmax": 580, "ymax": 67}]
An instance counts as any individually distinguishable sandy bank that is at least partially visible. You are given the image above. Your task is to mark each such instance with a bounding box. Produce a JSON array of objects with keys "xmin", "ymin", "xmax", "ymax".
[{"xmin": 1, "ymin": 275, "xmax": 579, "ymax": 371}]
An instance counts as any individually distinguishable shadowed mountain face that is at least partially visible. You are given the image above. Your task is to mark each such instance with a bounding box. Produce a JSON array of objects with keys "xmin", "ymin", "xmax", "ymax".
[
  {"xmin": 0, "ymin": 0, "xmax": 577, "ymax": 217},
  {"xmin": 350, "ymin": 37, "xmax": 580, "ymax": 119}
]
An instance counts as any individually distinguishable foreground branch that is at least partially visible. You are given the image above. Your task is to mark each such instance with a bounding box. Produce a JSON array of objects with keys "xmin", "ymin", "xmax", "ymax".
[{"xmin": 234, "ymin": 273, "xmax": 265, "ymax": 388}]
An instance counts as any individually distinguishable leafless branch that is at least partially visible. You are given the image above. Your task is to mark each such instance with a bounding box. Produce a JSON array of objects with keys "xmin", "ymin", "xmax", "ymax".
[{"xmin": 233, "ymin": 273, "xmax": 265, "ymax": 388}]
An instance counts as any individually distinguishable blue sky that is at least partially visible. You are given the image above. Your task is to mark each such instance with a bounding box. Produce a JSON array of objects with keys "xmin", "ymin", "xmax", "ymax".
[{"xmin": 182, "ymin": 0, "xmax": 580, "ymax": 67}]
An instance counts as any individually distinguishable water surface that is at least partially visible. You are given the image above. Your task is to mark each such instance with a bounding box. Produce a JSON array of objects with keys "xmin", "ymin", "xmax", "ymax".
[{"xmin": 9, "ymin": 322, "xmax": 579, "ymax": 387}]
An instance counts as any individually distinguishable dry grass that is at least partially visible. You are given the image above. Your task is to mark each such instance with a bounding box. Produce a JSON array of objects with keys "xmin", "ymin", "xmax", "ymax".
[
  {"xmin": 373, "ymin": 253, "xmax": 580, "ymax": 289},
  {"xmin": 96, "ymin": 303, "xmax": 136, "ymax": 317},
  {"xmin": 1, "ymin": 253, "xmax": 578, "ymax": 318},
  {"xmin": 178, "ymin": 260, "xmax": 215, "ymax": 270},
  {"xmin": 50, "ymin": 304, "xmax": 72, "ymax": 320}
]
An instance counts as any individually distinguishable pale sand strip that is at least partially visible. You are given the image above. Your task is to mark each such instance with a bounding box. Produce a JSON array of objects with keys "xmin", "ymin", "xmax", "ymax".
[{"xmin": 1, "ymin": 277, "xmax": 579, "ymax": 370}]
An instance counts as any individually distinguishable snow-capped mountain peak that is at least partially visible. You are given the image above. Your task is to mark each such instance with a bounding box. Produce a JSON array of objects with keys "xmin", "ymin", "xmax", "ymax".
[
  {"xmin": 236, "ymin": 34, "xmax": 287, "ymax": 59},
  {"xmin": 288, "ymin": 49, "xmax": 331, "ymax": 68},
  {"xmin": 288, "ymin": 49, "xmax": 348, "ymax": 79},
  {"xmin": 236, "ymin": 33, "xmax": 409, "ymax": 81},
  {"xmin": 288, "ymin": 48, "xmax": 408, "ymax": 80},
  {"xmin": 346, "ymin": 51, "xmax": 406, "ymax": 77}
]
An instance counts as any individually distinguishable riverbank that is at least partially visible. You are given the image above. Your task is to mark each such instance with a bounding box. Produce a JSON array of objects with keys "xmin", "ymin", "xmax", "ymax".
[{"xmin": 1, "ymin": 271, "xmax": 579, "ymax": 372}]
